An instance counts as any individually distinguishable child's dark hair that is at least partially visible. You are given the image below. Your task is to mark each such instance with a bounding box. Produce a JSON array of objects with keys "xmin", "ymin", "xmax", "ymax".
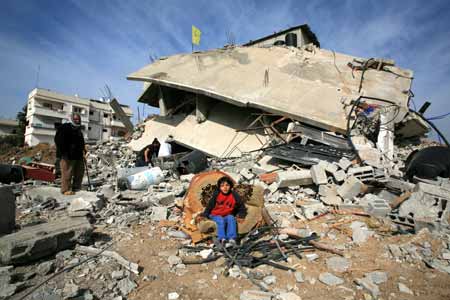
[{"xmin": 217, "ymin": 176, "xmax": 234, "ymax": 188}]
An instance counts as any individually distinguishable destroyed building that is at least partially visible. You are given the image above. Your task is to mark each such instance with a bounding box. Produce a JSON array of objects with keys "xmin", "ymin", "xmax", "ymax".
[
  {"xmin": 25, "ymin": 88, "xmax": 133, "ymax": 146},
  {"xmin": 127, "ymin": 24, "xmax": 430, "ymax": 167}
]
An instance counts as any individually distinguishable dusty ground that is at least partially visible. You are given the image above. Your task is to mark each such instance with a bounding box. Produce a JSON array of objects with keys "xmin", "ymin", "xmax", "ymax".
[
  {"xmin": 113, "ymin": 216, "xmax": 450, "ymax": 300},
  {"xmin": 0, "ymin": 143, "xmax": 56, "ymax": 164}
]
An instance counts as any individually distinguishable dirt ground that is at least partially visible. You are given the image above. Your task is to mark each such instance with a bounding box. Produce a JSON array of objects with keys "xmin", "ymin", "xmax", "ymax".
[
  {"xmin": 0, "ymin": 143, "xmax": 56, "ymax": 164},
  {"xmin": 113, "ymin": 216, "xmax": 450, "ymax": 300}
]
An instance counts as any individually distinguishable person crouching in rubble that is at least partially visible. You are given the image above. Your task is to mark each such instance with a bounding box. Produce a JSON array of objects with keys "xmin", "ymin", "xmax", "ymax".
[
  {"xmin": 54, "ymin": 113, "xmax": 86, "ymax": 195},
  {"xmin": 197, "ymin": 176, "xmax": 247, "ymax": 246}
]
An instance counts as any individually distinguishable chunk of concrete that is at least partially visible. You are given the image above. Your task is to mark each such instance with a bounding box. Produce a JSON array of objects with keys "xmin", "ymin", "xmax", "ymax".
[
  {"xmin": 347, "ymin": 166, "xmax": 375, "ymax": 182},
  {"xmin": 23, "ymin": 186, "xmax": 102, "ymax": 208},
  {"xmin": 278, "ymin": 292, "xmax": 301, "ymax": 300},
  {"xmin": 337, "ymin": 176, "xmax": 366, "ymax": 200},
  {"xmin": 311, "ymin": 164, "xmax": 328, "ymax": 185},
  {"xmin": 319, "ymin": 185, "xmax": 342, "ymax": 206},
  {"xmin": 156, "ymin": 192, "xmax": 176, "ymax": 206},
  {"xmin": 318, "ymin": 272, "xmax": 343, "ymax": 286},
  {"xmin": 398, "ymin": 282, "xmax": 413, "ymax": 295},
  {"xmin": 338, "ymin": 158, "xmax": 352, "ymax": 170},
  {"xmin": 355, "ymin": 277, "xmax": 380, "ymax": 298},
  {"xmin": 0, "ymin": 216, "xmax": 92, "ymax": 265},
  {"xmin": 239, "ymin": 290, "xmax": 275, "ymax": 300},
  {"xmin": 333, "ymin": 170, "xmax": 346, "ymax": 183},
  {"xmin": 117, "ymin": 277, "xmax": 137, "ymax": 296},
  {"xmin": 151, "ymin": 207, "xmax": 168, "ymax": 221},
  {"xmin": 68, "ymin": 197, "xmax": 93, "ymax": 213},
  {"xmin": 294, "ymin": 271, "xmax": 304, "ymax": 283},
  {"xmin": 300, "ymin": 201, "xmax": 327, "ymax": 219},
  {"xmin": 326, "ymin": 256, "xmax": 351, "ymax": 273},
  {"xmin": 351, "ymin": 221, "xmax": 373, "ymax": 244},
  {"xmin": 367, "ymin": 197, "xmax": 391, "ymax": 217},
  {"xmin": 0, "ymin": 186, "xmax": 15, "ymax": 235},
  {"xmin": 277, "ymin": 170, "xmax": 312, "ymax": 188},
  {"xmin": 365, "ymin": 271, "xmax": 388, "ymax": 284}
]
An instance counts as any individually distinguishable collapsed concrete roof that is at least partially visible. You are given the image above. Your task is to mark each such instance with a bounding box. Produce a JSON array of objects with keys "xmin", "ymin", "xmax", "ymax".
[
  {"xmin": 128, "ymin": 101, "xmax": 268, "ymax": 156},
  {"xmin": 128, "ymin": 45, "xmax": 413, "ymax": 133}
]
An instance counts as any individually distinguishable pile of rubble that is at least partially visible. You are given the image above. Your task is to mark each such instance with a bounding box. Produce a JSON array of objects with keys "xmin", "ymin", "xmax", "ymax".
[{"xmin": 1, "ymin": 133, "xmax": 449, "ymax": 299}]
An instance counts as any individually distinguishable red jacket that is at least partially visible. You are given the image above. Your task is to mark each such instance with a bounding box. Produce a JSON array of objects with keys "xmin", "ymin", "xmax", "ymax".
[{"xmin": 201, "ymin": 189, "xmax": 247, "ymax": 218}]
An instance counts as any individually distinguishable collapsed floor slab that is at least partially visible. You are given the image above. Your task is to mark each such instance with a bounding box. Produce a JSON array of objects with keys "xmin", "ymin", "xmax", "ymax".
[{"xmin": 129, "ymin": 101, "xmax": 268, "ymax": 156}]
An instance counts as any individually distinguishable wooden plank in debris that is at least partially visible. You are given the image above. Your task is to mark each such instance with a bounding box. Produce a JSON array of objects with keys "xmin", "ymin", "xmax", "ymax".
[
  {"xmin": 390, "ymin": 191, "xmax": 412, "ymax": 209},
  {"xmin": 109, "ymin": 98, "xmax": 134, "ymax": 133}
]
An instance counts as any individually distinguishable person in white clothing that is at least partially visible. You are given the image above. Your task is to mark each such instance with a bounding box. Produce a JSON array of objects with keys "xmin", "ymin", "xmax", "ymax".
[{"xmin": 158, "ymin": 135, "xmax": 173, "ymax": 157}]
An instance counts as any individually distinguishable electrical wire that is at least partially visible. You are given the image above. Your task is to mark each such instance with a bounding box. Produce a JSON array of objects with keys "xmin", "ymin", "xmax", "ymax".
[{"xmin": 427, "ymin": 112, "xmax": 450, "ymax": 120}]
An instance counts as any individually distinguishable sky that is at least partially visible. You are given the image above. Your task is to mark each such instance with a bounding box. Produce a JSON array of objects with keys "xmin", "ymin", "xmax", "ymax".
[{"xmin": 1, "ymin": 0, "xmax": 449, "ymax": 138}]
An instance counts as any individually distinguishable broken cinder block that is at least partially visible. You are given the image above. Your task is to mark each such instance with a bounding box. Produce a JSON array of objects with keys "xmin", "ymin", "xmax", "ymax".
[
  {"xmin": 337, "ymin": 176, "xmax": 366, "ymax": 200},
  {"xmin": 277, "ymin": 170, "xmax": 312, "ymax": 188},
  {"xmin": 311, "ymin": 164, "xmax": 328, "ymax": 185}
]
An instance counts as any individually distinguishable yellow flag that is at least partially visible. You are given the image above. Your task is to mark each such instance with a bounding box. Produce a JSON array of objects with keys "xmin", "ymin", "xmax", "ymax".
[{"xmin": 192, "ymin": 25, "xmax": 201, "ymax": 45}]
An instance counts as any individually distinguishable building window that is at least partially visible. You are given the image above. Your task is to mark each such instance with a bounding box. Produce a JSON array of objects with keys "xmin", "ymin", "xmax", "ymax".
[
  {"xmin": 43, "ymin": 103, "xmax": 52, "ymax": 109},
  {"xmin": 73, "ymin": 107, "xmax": 84, "ymax": 114},
  {"xmin": 102, "ymin": 129, "xmax": 108, "ymax": 132},
  {"xmin": 103, "ymin": 113, "xmax": 109, "ymax": 118},
  {"xmin": 89, "ymin": 111, "xmax": 94, "ymax": 115},
  {"xmin": 88, "ymin": 126, "xmax": 92, "ymax": 131}
]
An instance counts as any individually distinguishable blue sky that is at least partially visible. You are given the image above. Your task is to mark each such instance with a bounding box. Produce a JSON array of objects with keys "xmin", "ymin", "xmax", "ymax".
[{"xmin": 1, "ymin": 0, "xmax": 449, "ymax": 138}]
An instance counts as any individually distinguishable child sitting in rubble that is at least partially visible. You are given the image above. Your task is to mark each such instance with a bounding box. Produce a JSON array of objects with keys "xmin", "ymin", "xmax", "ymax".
[{"xmin": 197, "ymin": 176, "xmax": 247, "ymax": 246}]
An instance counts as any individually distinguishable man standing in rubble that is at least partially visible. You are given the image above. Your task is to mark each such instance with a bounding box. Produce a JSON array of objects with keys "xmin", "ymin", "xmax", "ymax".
[{"xmin": 54, "ymin": 113, "xmax": 85, "ymax": 195}]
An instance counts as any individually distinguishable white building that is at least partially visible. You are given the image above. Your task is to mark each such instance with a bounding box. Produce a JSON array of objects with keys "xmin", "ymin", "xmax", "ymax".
[{"xmin": 25, "ymin": 88, "xmax": 133, "ymax": 146}]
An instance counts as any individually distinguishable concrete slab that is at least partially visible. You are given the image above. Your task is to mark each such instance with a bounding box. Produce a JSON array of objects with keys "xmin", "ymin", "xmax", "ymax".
[
  {"xmin": 22, "ymin": 186, "xmax": 100, "ymax": 207},
  {"xmin": 0, "ymin": 216, "xmax": 92, "ymax": 265},
  {"xmin": 128, "ymin": 46, "xmax": 412, "ymax": 133},
  {"xmin": 128, "ymin": 102, "xmax": 268, "ymax": 156},
  {"xmin": 277, "ymin": 170, "xmax": 312, "ymax": 188}
]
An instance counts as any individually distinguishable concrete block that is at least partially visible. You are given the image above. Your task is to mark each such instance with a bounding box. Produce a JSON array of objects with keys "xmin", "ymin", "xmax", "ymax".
[
  {"xmin": 240, "ymin": 168, "xmax": 255, "ymax": 181},
  {"xmin": 311, "ymin": 164, "xmax": 328, "ymax": 185},
  {"xmin": 300, "ymin": 201, "xmax": 327, "ymax": 219},
  {"xmin": 68, "ymin": 197, "xmax": 93, "ymax": 213},
  {"xmin": 332, "ymin": 170, "xmax": 346, "ymax": 183},
  {"xmin": 318, "ymin": 185, "xmax": 342, "ymax": 206},
  {"xmin": 337, "ymin": 176, "xmax": 365, "ymax": 200},
  {"xmin": 277, "ymin": 170, "xmax": 312, "ymax": 188},
  {"xmin": 338, "ymin": 157, "xmax": 352, "ymax": 170},
  {"xmin": 0, "ymin": 186, "xmax": 15, "ymax": 235},
  {"xmin": 347, "ymin": 166, "xmax": 375, "ymax": 182},
  {"xmin": 367, "ymin": 198, "xmax": 391, "ymax": 217},
  {"xmin": 0, "ymin": 216, "xmax": 92, "ymax": 265},
  {"xmin": 326, "ymin": 256, "xmax": 351, "ymax": 273},
  {"xmin": 325, "ymin": 162, "xmax": 339, "ymax": 174},
  {"xmin": 180, "ymin": 174, "xmax": 195, "ymax": 182},
  {"xmin": 156, "ymin": 192, "xmax": 175, "ymax": 206},
  {"xmin": 151, "ymin": 207, "xmax": 168, "ymax": 221}
]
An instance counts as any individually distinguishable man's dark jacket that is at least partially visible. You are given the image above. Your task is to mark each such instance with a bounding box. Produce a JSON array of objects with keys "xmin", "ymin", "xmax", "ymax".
[
  {"xmin": 201, "ymin": 189, "xmax": 247, "ymax": 219},
  {"xmin": 54, "ymin": 123, "xmax": 85, "ymax": 160}
]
